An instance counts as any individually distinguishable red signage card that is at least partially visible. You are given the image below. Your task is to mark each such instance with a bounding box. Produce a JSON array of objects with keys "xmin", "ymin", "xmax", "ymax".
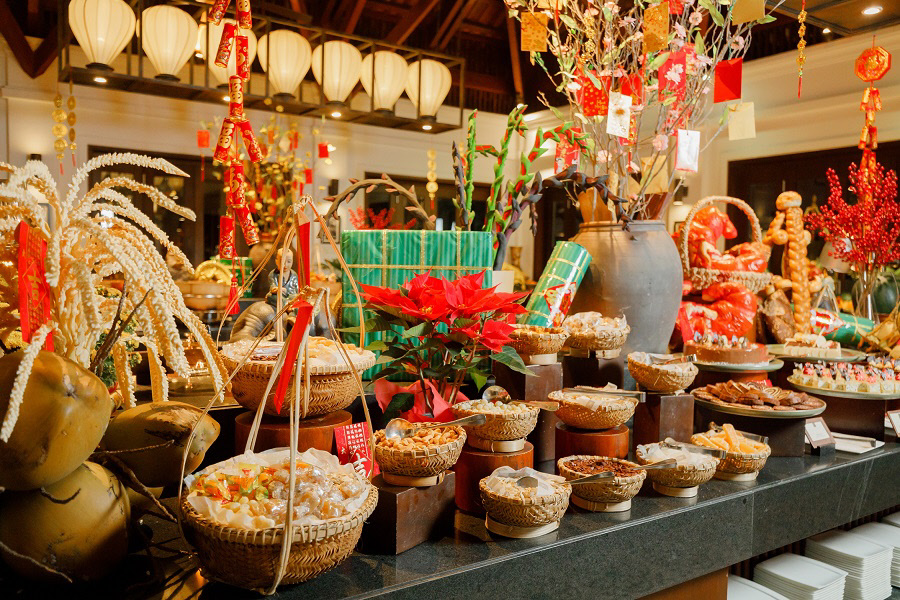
[
  {"xmin": 334, "ymin": 422, "xmax": 379, "ymax": 477},
  {"xmin": 16, "ymin": 222, "xmax": 53, "ymax": 351}
]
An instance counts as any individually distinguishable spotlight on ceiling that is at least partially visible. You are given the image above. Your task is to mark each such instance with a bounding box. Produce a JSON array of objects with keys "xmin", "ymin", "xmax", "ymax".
[
  {"xmin": 93, "ymin": 76, "xmax": 108, "ymax": 83},
  {"xmin": 422, "ymin": 124, "xmax": 432, "ymax": 131},
  {"xmin": 862, "ymin": 5, "xmax": 882, "ymax": 15},
  {"xmin": 331, "ymin": 110, "xmax": 342, "ymax": 118},
  {"xmin": 822, "ymin": 27, "xmax": 831, "ymax": 34}
]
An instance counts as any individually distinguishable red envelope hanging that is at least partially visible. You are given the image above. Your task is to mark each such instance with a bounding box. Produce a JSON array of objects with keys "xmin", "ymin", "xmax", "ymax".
[
  {"xmin": 16, "ymin": 222, "xmax": 53, "ymax": 350},
  {"xmin": 714, "ymin": 58, "xmax": 743, "ymax": 103},
  {"xmin": 577, "ymin": 71, "xmax": 610, "ymax": 117},
  {"xmin": 659, "ymin": 50, "xmax": 687, "ymax": 104},
  {"xmin": 668, "ymin": 0, "xmax": 685, "ymax": 13},
  {"xmin": 304, "ymin": 168, "xmax": 313, "ymax": 183},
  {"xmin": 197, "ymin": 130, "xmax": 210, "ymax": 149},
  {"xmin": 555, "ymin": 126, "xmax": 582, "ymax": 170},
  {"xmin": 318, "ymin": 143, "xmax": 329, "ymax": 159}
]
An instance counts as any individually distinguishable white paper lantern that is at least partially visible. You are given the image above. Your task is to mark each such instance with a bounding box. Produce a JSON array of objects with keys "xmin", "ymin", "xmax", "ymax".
[
  {"xmin": 406, "ymin": 59, "xmax": 452, "ymax": 120},
  {"xmin": 311, "ymin": 40, "xmax": 362, "ymax": 106},
  {"xmin": 140, "ymin": 5, "xmax": 197, "ymax": 81},
  {"xmin": 195, "ymin": 23, "xmax": 206, "ymax": 58},
  {"xmin": 68, "ymin": 0, "xmax": 136, "ymax": 70},
  {"xmin": 206, "ymin": 19, "xmax": 257, "ymax": 86},
  {"xmin": 258, "ymin": 30, "xmax": 311, "ymax": 97},
  {"xmin": 360, "ymin": 51, "xmax": 408, "ymax": 113}
]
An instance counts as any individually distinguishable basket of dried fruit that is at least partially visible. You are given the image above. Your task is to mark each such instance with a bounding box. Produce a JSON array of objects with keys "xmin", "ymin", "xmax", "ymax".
[
  {"xmin": 562, "ymin": 313, "xmax": 630, "ymax": 357},
  {"xmin": 180, "ymin": 449, "xmax": 378, "ymax": 591},
  {"xmin": 627, "ymin": 352, "xmax": 698, "ymax": 393},
  {"xmin": 220, "ymin": 339, "xmax": 376, "ymax": 417},
  {"xmin": 451, "ymin": 399, "xmax": 540, "ymax": 442},
  {"xmin": 557, "ymin": 456, "xmax": 646, "ymax": 509},
  {"xmin": 549, "ymin": 390, "xmax": 638, "ymax": 430},
  {"xmin": 691, "ymin": 424, "xmax": 771, "ymax": 479},
  {"xmin": 479, "ymin": 468, "xmax": 571, "ymax": 530},
  {"xmin": 373, "ymin": 426, "xmax": 466, "ymax": 479}
]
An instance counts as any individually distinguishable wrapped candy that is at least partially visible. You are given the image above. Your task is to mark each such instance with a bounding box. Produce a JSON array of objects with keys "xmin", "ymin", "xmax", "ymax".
[
  {"xmin": 207, "ymin": 0, "xmax": 230, "ymax": 25},
  {"xmin": 228, "ymin": 76, "xmax": 244, "ymax": 118},
  {"xmin": 236, "ymin": 0, "xmax": 252, "ymax": 29},
  {"xmin": 238, "ymin": 120, "xmax": 263, "ymax": 163},
  {"xmin": 233, "ymin": 204, "xmax": 260, "ymax": 245},
  {"xmin": 213, "ymin": 118, "xmax": 237, "ymax": 163},
  {"xmin": 214, "ymin": 23, "xmax": 237, "ymax": 69},
  {"xmin": 218, "ymin": 215, "xmax": 236, "ymax": 259},
  {"xmin": 235, "ymin": 35, "xmax": 249, "ymax": 80}
]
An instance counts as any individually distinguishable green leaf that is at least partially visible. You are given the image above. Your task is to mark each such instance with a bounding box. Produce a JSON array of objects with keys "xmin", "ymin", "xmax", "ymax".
[
  {"xmin": 662, "ymin": 95, "xmax": 677, "ymax": 106},
  {"xmin": 699, "ymin": 0, "xmax": 724, "ymax": 26},
  {"xmin": 549, "ymin": 105, "xmax": 567, "ymax": 123},
  {"xmin": 719, "ymin": 105, "xmax": 730, "ymax": 126},
  {"xmin": 469, "ymin": 368, "xmax": 489, "ymax": 391},
  {"xmin": 491, "ymin": 346, "xmax": 534, "ymax": 376},
  {"xmin": 756, "ymin": 14, "xmax": 776, "ymax": 24},
  {"xmin": 646, "ymin": 51, "xmax": 670, "ymax": 71},
  {"xmin": 401, "ymin": 322, "xmax": 428, "ymax": 339},
  {"xmin": 558, "ymin": 14, "xmax": 579, "ymax": 30},
  {"xmin": 365, "ymin": 340, "xmax": 388, "ymax": 353},
  {"xmin": 694, "ymin": 32, "xmax": 705, "ymax": 56},
  {"xmin": 383, "ymin": 392, "xmax": 415, "ymax": 421}
]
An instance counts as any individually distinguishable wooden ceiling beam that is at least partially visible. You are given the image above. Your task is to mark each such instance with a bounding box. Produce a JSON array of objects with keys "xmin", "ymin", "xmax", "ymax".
[
  {"xmin": 505, "ymin": 16, "xmax": 523, "ymax": 100},
  {"xmin": 343, "ymin": 0, "xmax": 368, "ymax": 33},
  {"xmin": 451, "ymin": 69, "xmax": 511, "ymax": 95},
  {"xmin": 0, "ymin": 0, "xmax": 39, "ymax": 77},
  {"xmin": 384, "ymin": 0, "xmax": 441, "ymax": 44},
  {"xmin": 433, "ymin": 0, "xmax": 479, "ymax": 50}
]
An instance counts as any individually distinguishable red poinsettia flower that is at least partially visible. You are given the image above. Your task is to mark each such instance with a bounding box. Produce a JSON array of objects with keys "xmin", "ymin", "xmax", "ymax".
[
  {"xmin": 454, "ymin": 319, "xmax": 515, "ymax": 352},
  {"xmin": 442, "ymin": 270, "xmax": 528, "ymax": 321},
  {"xmin": 360, "ymin": 283, "xmax": 419, "ymax": 315}
]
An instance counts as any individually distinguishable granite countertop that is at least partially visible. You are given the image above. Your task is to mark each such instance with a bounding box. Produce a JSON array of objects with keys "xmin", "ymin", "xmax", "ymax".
[{"xmin": 3, "ymin": 444, "xmax": 899, "ymax": 600}]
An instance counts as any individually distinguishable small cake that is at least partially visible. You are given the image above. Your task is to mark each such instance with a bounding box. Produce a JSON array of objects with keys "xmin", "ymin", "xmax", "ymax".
[
  {"xmin": 684, "ymin": 332, "xmax": 769, "ymax": 365},
  {"xmin": 783, "ymin": 333, "xmax": 841, "ymax": 359}
]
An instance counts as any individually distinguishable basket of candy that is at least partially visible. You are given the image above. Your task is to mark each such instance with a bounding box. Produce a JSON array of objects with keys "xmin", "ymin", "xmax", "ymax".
[
  {"xmin": 562, "ymin": 312, "xmax": 630, "ymax": 357},
  {"xmin": 451, "ymin": 398, "xmax": 540, "ymax": 442},
  {"xmin": 636, "ymin": 441, "xmax": 720, "ymax": 490},
  {"xmin": 479, "ymin": 468, "xmax": 571, "ymax": 528},
  {"xmin": 691, "ymin": 424, "xmax": 771, "ymax": 477}
]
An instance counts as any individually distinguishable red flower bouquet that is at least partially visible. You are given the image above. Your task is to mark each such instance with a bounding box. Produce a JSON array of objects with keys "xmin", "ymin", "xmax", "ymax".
[{"xmin": 361, "ymin": 270, "xmax": 531, "ymax": 420}]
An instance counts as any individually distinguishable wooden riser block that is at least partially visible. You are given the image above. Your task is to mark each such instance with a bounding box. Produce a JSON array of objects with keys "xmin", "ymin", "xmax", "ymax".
[
  {"xmin": 632, "ymin": 393, "xmax": 695, "ymax": 452},
  {"xmin": 562, "ymin": 354, "xmax": 626, "ymax": 389},
  {"xmin": 454, "ymin": 443, "xmax": 534, "ymax": 516},
  {"xmin": 233, "ymin": 410, "xmax": 352, "ymax": 454},
  {"xmin": 555, "ymin": 423, "xmax": 629, "ymax": 460},
  {"xmin": 694, "ymin": 405, "xmax": 806, "ymax": 457},
  {"xmin": 494, "ymin": 362, "xmax": 562, "ymax": 464},
  {"xmin": 358, "ymin": 473, "xmax": 456, "ymax": 555},
  {"xmin": 818, "ymin": 395, "xmax": 900, "ymax": 441}
]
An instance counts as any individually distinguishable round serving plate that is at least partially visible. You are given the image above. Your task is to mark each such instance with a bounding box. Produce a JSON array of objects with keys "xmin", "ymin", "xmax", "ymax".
[
  {"xmin": 692, "ymin": 395, "xmax": 826, "ymax": 419},
  {"xmin": 695, "ymin": 358, "xmax": 784, "ymax": 373},
  {"xmin": 767, "ymin": 345, "xmax": 867, "ymax": 363},
  {"xmin": 787, "ymin": 379, "xmax": 897, "ymax": 400}
]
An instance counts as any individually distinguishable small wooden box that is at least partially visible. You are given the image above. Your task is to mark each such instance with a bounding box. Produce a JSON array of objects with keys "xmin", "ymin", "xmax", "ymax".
[
  {"xmin": 562, "ymin": 354, "xmax": 626, "ymax": 389},
  {"xmin": 494, "ymin": 362, "xmax": 562, "ymax": 463},
  {"xmin": 454, "ymin": 443, "xmax": 534, "ymax": 515},
  {"xmin": 358, "ymin": 473, "xmax": 456, "ymax": 555},
  {"xmin": 819, "ymin": 395, "xmax": 900, "ymax": 441},
  {"xmin": 632, "ymin": 393, "xmax": 695, "ymax": 450},
  {"xmin": 233, "ymin": 410, "xmax": 352, "ymax": 454},
  {"xmin": 555, "ymin": 423, "xmax": 629, "ymax": 460}
]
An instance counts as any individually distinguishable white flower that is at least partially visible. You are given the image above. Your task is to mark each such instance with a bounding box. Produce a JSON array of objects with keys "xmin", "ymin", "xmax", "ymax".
[
  {"xmin": 567, "ymin": 81, "xmax": 583, "ymax": 92},
  {"xmin": 696, "ymin": 54, "xmax": 713, "ymax": 67},
  {"xmin": 620, "ymin": 16, "xmax": 636, "ymax": 26},
  {"xmin": 613, "ymin": 67, "xmax": 626, "ymax": 78},
  {"xmin": 674, "ymin": 23, "xmax": 687, "ymax": 38},
  {"xmin": 702, "ymin": 85, "xmax": 711, "ymax": 94},
  {"xmin": 604, "ymin": 2, "xmax": 620, "ymax": 14},
  {"xmin": 730, "ymin": 35, "xmax": 745, "ymax": 51},
  {"xmin": 689, "ymin": 10, "xmax": 703, "ymax": 26},
  {"xmin": 652, "ymin": 134, "xmax": 669, "ymax": 152},
  {"xmin": 671, "ymin": 38, "xmax": 685, "ymax": 49},
  {"xmin": 665, "ymin": 64, "xmax": 684, "ymax": 85},
  {"xmin": 597, "ymin": 150, "xmax": 610, "ymax": 163}
]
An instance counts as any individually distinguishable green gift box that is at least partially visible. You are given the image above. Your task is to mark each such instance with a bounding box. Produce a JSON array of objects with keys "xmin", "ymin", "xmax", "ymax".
[
  {"xmin": 522, "ymin": 241, "xmax": 592, "ymax": 327},
  {"xmin": 341, "ymin": 230, "xmax": 495, "ymax": 378}
]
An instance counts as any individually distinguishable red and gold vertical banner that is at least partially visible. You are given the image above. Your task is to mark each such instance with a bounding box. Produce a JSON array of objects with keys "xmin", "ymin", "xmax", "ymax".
[
  {"xmin": 16, "ymin": 222, "xmax": 53, "ymax": 350},
  {"xmin": 215, "ymin": 23, "xmax": 237, "ymax": 68}
]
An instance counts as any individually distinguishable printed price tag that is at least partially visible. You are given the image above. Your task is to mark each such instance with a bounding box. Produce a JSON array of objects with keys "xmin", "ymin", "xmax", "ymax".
[
  {"xmin": 804, "ymin": 417, "xmax": 835, "ymax": 448},
  {"xmin": 887, "ymin": 409, "xmax": 900, "ymax": 437},
  {"xmin": 334, "ymin": 422, "xmax": 378, "ymax": 477}
]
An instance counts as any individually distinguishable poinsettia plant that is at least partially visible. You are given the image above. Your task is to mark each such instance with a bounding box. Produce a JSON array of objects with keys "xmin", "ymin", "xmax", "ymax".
[{"xmin": 360, "ymin": 270, "xmax": 532, "ymax": 419}]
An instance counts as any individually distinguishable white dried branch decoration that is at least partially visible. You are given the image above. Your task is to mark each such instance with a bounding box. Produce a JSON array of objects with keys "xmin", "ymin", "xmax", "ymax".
[
  {"xmin": 66, "ymin": 152, "xmax": 187, "ymax": 211},
  {"xmin": 79, "ymin": 177, "xmax": 195, "ymax": 221},
  {"xmin": 1, "ymin": 323, "xmax": 54, "ymax": 442},
  {"xmin": 112, "ymin": 343, "xmax": 136, "ymax": 409}
]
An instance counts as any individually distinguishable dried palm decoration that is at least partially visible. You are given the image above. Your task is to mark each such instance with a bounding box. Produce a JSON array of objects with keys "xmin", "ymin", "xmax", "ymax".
[{"xmin": 0, "ymin": 153, "xmax": 227, "ymax": 442}]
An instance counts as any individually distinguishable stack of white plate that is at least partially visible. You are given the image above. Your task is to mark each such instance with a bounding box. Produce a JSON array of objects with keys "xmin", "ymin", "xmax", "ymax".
[
  {"xmin": 882, "ymin": 513, "xmax": 900, "ymax": 529},
  {"xmin": 753, "ymin": 553, "xmax": 847, "ymax": 600},
  {"xmin": 805, "ymin": 530, "xmax": 892, "ymax": 600},
  {"xmin": 728, "ymin": 575, "xmax": 790, "ymax": 599},
  {"xmin": 849, "ymin": 522, "xmax": 900, "ymax": 586}
]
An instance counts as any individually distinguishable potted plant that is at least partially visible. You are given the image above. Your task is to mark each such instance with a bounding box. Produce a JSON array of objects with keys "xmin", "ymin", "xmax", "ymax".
[{"xmin": 360, "ymin": 270, "xmax": 532, "ymax": 421}]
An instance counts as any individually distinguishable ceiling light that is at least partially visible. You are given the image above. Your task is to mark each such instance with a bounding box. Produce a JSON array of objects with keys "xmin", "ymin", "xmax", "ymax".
[
  {"xmin": 258, "ymin": 30, "xmax": 311, "ymax": 97},
  {"xmin": 422, "ymin": 124, "xmax": 432, "ymax": 131},
  {"xmin": 406, "ymin": 60, "xmax": 451, "ymax": 120},
  {"xmin": 822, "ymin": 27, "xmax": 831, "ymax": 33},
  {"xmin": 69, "ymin": 0, "xmax": 136, "ymax": 70},
  {"xmin": 222, "ymin": 94, "xmax": 230, "ymax": 101},
  {"xmin": 862, "ymin": 6, "xmax": 882, "ymax": 15},
  {"xmin": 93, "ymin": 76, "xmax": 108, "ymax": 83},
  {"xmin": 141, "ymin": 5, "xmax": 197, "ymax": 81},
  {"xmin": 312, "ymin": 40, "xmax": 362, "ymax": 104},
  {"xmin": 360, "ymin": 51, "xmax": 408, "ymax": 113},
  {"xmin": 331, "ymin": 110, "xmax": 342, "ymax": 118}
]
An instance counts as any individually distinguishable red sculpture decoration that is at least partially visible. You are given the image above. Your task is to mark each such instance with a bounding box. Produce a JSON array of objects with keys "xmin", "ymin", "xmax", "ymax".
[{"xmin": 679, "ymin": 206, "xmax": 768, "ymax": 273}]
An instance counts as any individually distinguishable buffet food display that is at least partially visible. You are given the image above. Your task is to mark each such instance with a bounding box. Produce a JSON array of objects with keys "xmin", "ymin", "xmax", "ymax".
[
  {"xmin": 684, "ymin": 333, "xmax": 770, "ymax": 365},
  {"xmin": 693, "ymin": 382, "xmax": 826, "ymax": 413}
]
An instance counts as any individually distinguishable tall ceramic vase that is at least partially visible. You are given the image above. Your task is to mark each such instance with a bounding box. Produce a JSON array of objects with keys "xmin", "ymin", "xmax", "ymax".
[{"xmin": 569, "ymin": 220, "xmax": 683, "ymax": 354}]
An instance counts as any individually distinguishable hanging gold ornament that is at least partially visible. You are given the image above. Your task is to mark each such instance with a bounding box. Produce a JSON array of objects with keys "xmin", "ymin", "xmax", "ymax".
[
  {"xmin": 67, "ymin": 87, "xmax": 77, "ymax": 165},
  {"xmin": 796, "ymin": 0, "xmax": 807, "ymax": 98},
  {"xmin": 51, "ymin": 93, "xmax": 68, "ymax": 169},
  {"xmin": 426, "ymin": 149, "xmax": 438, "ymax": 210}
]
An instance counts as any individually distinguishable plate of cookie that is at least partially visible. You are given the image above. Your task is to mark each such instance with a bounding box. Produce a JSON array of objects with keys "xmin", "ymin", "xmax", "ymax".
[{"xmin": 692, "ymin": 381, "xmax": 826, "ymax": 419}]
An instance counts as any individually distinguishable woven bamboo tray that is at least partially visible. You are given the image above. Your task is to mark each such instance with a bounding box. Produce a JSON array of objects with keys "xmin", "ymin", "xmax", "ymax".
[
  {"xmin": 373, "ymin": 426, "xmax": 466, "ymax": 477},
  {"xmin": 180, "ymin": 485, "xmax": 377, "ymax": 590},
  {"xmin": 479, "ymin": 479, "xmax": 571, "ymax": 528},
  {"xmin": 679, "ymin": 196, "xmax": 772, "ymax": 293},
  {"xmin": 627, "ymin": 352, "xmax": 698, "ymax": 393},
  {"xmin": 564, "ymin": 325, "xmax": 630, "ymax": 353},
  {"xmin": 508, "ymin": 325, "xmax": 569, "ymax": 357},
  {"xmin": 548, "ymin": 391, "xmax": 637, "ymax": 430},
  {"xmin": 221, "ymin": 350, "xmax": 375, "ymax": 418},
  {"xmin": 557, "ymin": 456, "xmax": 646, "ymax": 506},
  {"xmin": 635, "ymin": 447, "xmax": 719, "ymax": 491},
  {"xmin": 451, "ymin": 404, "xmax": 540, "ymax": 442},
  {"xmin": 690, "ymin": 432, "xmax": 771, "ymax": 478}
]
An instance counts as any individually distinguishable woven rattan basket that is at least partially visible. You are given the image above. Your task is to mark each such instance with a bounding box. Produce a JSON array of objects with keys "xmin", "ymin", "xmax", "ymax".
[
  {"xmin": 373, "ymin": 426, "xmax": 466, "ymax": 477},
  {"xmin": 450, "ymin": 404, "xmax": 540, "ymax": 441},
  {"xmin": 557, "ymin": 456, "xmax": 646, "ymax": 504},
  {"xmin": 635, "ymin": 447, "xmax": 719, "ymax": 488},
  {"xmin": 221, "ymin": 350, "xmax": 375, "ymax": 418},
  {"xmin": 508, "ymin": 325, "xmax": 569, "ymax": 357},
  {"xmin": 690, "ymin": 432, "xmax": 771, "ymax": 475},
  {"xmin": 564, "ymin": 325, "xmax": 630, "ymax": 354},
  {"xmin": 181, "ymin": 485, "xmax": 377, "ymax": 590},
  {"xmin": 679, "ymin": 196, "xmax": 772, "ymax": 293},
  {"xmin": 479, "ymin": 479, "xmax": 571, "ymax": 527},
  {"xmin": 549, "ymin": 390, "xmax": 637, "ymax": 430},
  {"xmin": 627, "ymin": 352, "xmax": 698, "ymax": 393}
]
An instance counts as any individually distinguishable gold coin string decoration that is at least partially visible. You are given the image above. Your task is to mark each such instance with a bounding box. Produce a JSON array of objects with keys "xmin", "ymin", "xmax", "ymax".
[
  {"xmin": 67, "ymin": 80, "xmax": 77, "ymax": 168},
  {"xmin": 51, "ymin": 92, "xmax": 68, "ymax": 174},
  {"xmin": 796, "ymin": 0, "xmax": 807, "ymax": 98},
  {"xmin": 426, "ymin": 149, "xmax": 438, "ymax": 210}
]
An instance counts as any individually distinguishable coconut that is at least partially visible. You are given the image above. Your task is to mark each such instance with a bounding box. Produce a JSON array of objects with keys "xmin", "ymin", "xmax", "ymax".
[
  {"xmin": 0, "ymin": 461, "xmax": 130, "ymax": 583},
  {"xmin": 0, "ymin": 350, "xmax": 112, "ymax": 491},
  {"xmin": 101, "ymin": 401, "xmax": 220, "ymax": 487}
]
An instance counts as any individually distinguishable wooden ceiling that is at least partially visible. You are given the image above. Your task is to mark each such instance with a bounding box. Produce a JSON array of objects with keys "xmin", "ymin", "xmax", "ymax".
[{"xmin": 3, "ymin": 0, "xmax": 834, "ymax": 114}]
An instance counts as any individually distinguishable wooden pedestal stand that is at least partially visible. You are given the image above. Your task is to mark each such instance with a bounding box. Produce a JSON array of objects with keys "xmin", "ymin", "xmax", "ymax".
[
  {"xmin": 652, "ymin": 482, "xmax": 699, "ymax": 498},
  {"xmin": 714, "ymin": 471, "xmax": 758, "ymax": 482},
  {"xmin": 233, "ymin": 410, "xmax": 352, "ymax": 453},
  {"xmin": 571, "ymin": 495, "xmax": 632, "ymax": 513},
  {"xmin": 555, "ymin": 423, "xmax": 629, "ymax": 459},
  {"xmin": 358, "ymin": 473, "xmax": 456, "ymax": 554},
  {"xmin": 632, "ymin": 393, "xmax": 695, "ymax": 452},
  {"xmin": 562, "ymin": 353, "xmax": 626, "ymax": 389},
  {"xmin": 494, "ymin": 362, "xmax": 562, "ymax": 463},
  {"xmin": 485, "ymin": 514, "xmax": 559, "ymax": 539},
  {"xmin": 454, "ymin": 443, "xmax": 534, "ymax": 515}
]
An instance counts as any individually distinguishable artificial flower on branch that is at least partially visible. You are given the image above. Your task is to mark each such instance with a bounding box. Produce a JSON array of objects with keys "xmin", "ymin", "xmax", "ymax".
[
  {"xmin": 806, "ymin": 161, "xmax": 900, "ymax": 309},
  {"xmin": 359, "ymin": 270, "xmax": 531, "ymax": 419},
  {"xmin": 506, "ymin": 0, "xmax": 783, "ymax": 221}
]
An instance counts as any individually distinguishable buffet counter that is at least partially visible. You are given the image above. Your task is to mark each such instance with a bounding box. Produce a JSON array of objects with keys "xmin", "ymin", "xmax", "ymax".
[{"xmin": 6, "ymin": 444, "xmax": 897, "ymax": 600}]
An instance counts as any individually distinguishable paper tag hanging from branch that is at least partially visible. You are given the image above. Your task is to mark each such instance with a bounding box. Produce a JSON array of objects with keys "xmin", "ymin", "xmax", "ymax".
[
  {"xmin": 643, "ymin": 2, "xmax": 670, "ymax": 55},
  {"xmin": 731, "ymin": 0, "xmax": 765, "ymax": 25},
  {"xmin": 520, "ymin": 12, "xmax": 549, "ymax": 52},
  {"xmin": 714, "ymin": 58, "xmax": 743, "ymax": 103},
  {"xmin": 675, "ymin": 129, "xmax": 700, "ymax": 172},
  {"xmin": 606, "ymin": 92, "xmax": 633, "ymax": 138},
  {"xmin": 728, "ymin": 102, "xmax": 756, "ymax": 141}
]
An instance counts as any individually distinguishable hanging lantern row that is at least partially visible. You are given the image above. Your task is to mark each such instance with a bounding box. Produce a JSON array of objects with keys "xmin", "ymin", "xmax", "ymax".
[{"xmin": 66, "ymin": 0, "xmax": 453, "ymax": 120}]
